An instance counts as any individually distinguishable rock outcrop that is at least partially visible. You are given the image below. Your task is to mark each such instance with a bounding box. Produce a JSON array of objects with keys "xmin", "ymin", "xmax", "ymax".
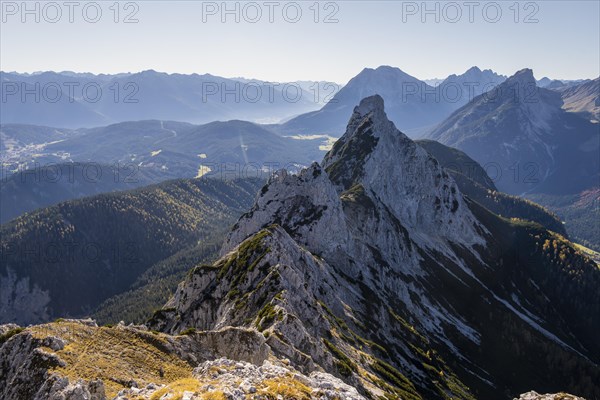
[{"xmin": 0, "ymin": 321, "xmax": 365, "ymax": 400}]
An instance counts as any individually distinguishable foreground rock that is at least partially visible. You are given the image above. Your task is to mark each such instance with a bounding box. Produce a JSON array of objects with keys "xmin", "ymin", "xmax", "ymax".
[
  {"xmin": 115, "ymin": 358, "xmax": 365, "ymax": 400},
  {"xmin": 0, "ymin": 320, "xmax": 362, "ymax": 400}
]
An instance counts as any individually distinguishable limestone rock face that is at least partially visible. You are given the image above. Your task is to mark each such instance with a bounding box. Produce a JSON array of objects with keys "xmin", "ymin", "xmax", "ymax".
[
  {"xmin": 222, "ymin": 162, "xmax": 351, "ymax": 259},
  {"xmin": 203, "ymin": 97, "xmax": 490, "ymax": 364},
  {"xmin": 114, "ymin": 358, "xmax": 366, "ymax": 400},
  {"xmin": 169, "ymin": 327, "xmax": 270, "ymax": 366},
  {"xmin": 322, "ymin": 94, "xmax": 485, "ymax": 248},
  {"xmin": 161, "ymin": 226, "xmax": 350, "ymax": 373}
]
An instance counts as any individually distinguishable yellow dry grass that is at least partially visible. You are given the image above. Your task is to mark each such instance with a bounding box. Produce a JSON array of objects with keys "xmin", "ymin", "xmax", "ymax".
[
  {"xmin": 260, "ymin": 376, "xmax": 312, "ymax": 399},
  {"xmin": 29, "ymin": 321, "xmax": 193, "ymax": 398},
  {"xmin": 149, "ymin": 377, "xmax": 200, "ymax": 400}
]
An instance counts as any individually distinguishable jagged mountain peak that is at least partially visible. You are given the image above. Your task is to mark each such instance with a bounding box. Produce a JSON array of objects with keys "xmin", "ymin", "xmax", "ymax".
[
  {"xmin": 322, "ymin": 94, "xmax": 407, "ymax": 190},
  {"xmin": 462, "ymin": 67, "xmax": 562, "ymax": 114},
  {"xmin": 505, "ymin": 67, "xmax": 536, "ymax": 85},
  {"xmin": 280, "ymin": 65, "xmax": 478, "ymax": 136},
  {"xmin": 221, "ymin": 161, "xmax": 349, "ymax": 258},
  {"xmin": 331, "ymin": 94, "xmax": 402, "ymax": 154},
  {"xmin": 436, "ymin": 67, "xmax": 506, "ymax": 107},
  {"xmin": 324, "ymin": 96, "xmax": 484, "ymax": 247},
  {"xmin": 484, "ymin": 69, "xmax": 541, "ymax": 106},
  {"xmin": 537, "ymin": 76, "xmax": 553, "ymax": 87},
  {"xmin": 354, "ymin": 93, "xmax": 386, "ymax": 118},
  {"xmin": 443, "ymin": 66, "xmax": 505, "ymax": 81},
  {"xmin": 359, "ymin": 65, "xmax": 418, "ymax": 78},
  {"xmin": 226, "ymin": 95, "xmax": 485, "ymax": 269},
  {"xmin": 348, "ymin": 66, "xmax": 425, "ymax": 90}
]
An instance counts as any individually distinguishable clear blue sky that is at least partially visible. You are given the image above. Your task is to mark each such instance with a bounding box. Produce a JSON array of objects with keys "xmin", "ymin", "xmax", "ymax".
[{"xmin": 1, "ymin": 1, "xmax": 598, "ymax": 83}]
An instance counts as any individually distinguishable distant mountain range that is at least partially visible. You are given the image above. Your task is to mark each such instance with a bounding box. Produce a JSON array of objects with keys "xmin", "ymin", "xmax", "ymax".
[
  {"xmin": 0, "ymin": 71, "xmax": 340, "ymax": 127},
  {"xmin": 0, "ymin": 119, "xmax": 331, "ymax": 222},
  {"xmin": 537, "ymin": 76, "xmax": 592, "ymax": 89},
  {"xmin": 279, "ymin": 66, "xmax": 506, "ymax": 137},
  {"xmin": 1, "ymin": 119, "xmax": 326, "ymax": 177},
  {"xmin": 4, "ymin": 67, "xmax": 594, "ymax": 135},
  {"xmin": 2, "ymin": 67, "xmax": 509, "ymax": 135},
  {"xmin": 428, "ymin": 69, "xmax": 599, "ymax": 196},
  {"xmin": 2, "ymin": 66, "xmax": 597, "ymax": 251}
]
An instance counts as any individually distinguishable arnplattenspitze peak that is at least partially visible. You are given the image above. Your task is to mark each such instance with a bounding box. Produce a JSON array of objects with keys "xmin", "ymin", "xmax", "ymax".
[
  {"xmin": 353, "ymin": 93, "xmax": 386, "ymax": 117},
  {"xmin": 223, "ymin": 94, "xmax": 484, "ymax": 269},
  {"xmin": 506, "ymin": 68, "xmax": 535, "ymax": 84},
  {"xmin": 322, "ymin": 95, "xmax": 485, "ymax": 247},
  {"xmin": 321, "ymin": 94, "xmax": 402, "ymax": 189}
]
